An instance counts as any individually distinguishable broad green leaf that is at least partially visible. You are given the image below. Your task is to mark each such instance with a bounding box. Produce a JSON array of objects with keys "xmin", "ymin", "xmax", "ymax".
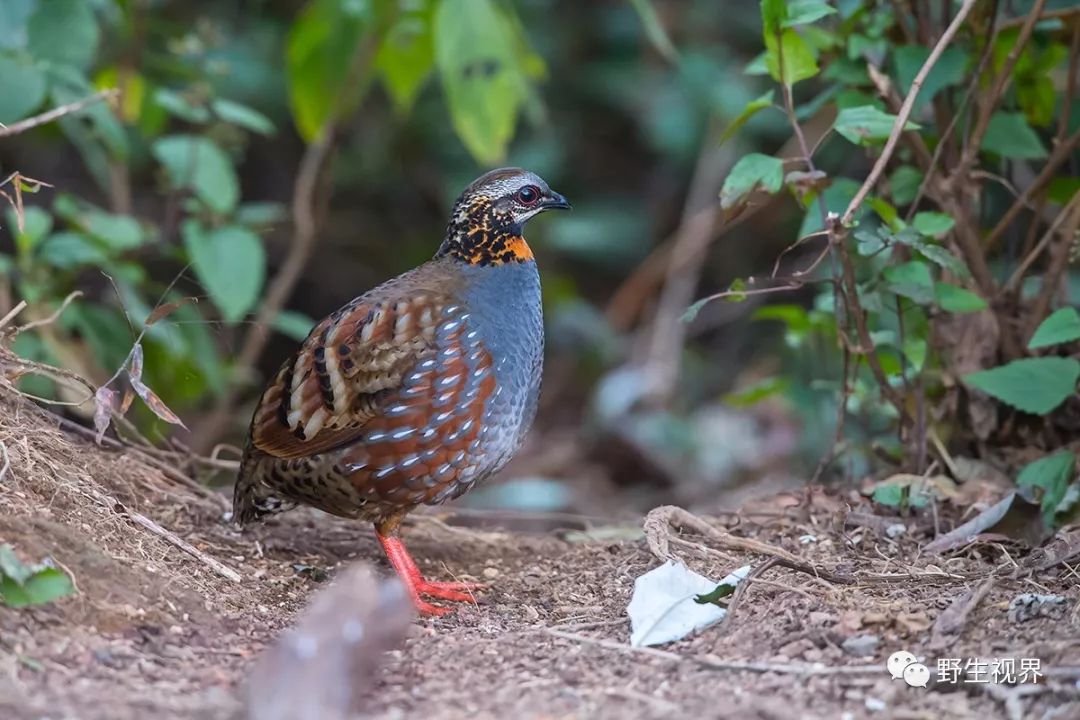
[
  {"xmin": 0, "ymin": 566, "xmax": 75, "ymax": 608},
  {"xmin": 154, "ymin": 88, "xmax": 210, "ymax": 123},
  {"xmin": 912, "ymin": 211, "xmax": 954, "ymax": 237},
  {"xmin": 834, "ymin": 105, "xmax": 920, "ymax": 146},
  {"xmin": 435, "ymin": 0, "xmax": 525, "ymax": 164},
  {"xmin": 719, "ymin": 153, "xmax": 784, "ymax": 210},
  {"xmin": 783, "ymin": 0, "xmax": 837, "ymax": 27},
  {"xmin": 0, "ymin": 54, "xmax": 46, "ymax": 124},
  {"xmin": 915, "ymin": 242, "xmax": 969, "ymax": 279},
  {"xmin": 883, "ymin": 260, "xmax": 935, "ymax": 304},
  {"xmin": 1028, "ymin": 307, "xmax": 1080, "ymax": 349},
  {"xmin": 1018, "ymin": 76, "xmax": 1056, "ymax": 128},
  {"xmin": 724, "ymin": 377, "xmax": 789, "ymax": 407},
  {"xmin": 718, "ymin": 90, "xmax": 775, "ymax": 147},
  {"xmin": 286, "ymin": 0, "xmax": 373, "ymax": 141},
  {"xmin": 760, "ymin": 0, "xmax": 788, "ymax": 36},
  {"xmin": 153, "ymin": 136, "xmax": 239, "ymax": 214},
  {"xmin": 38, "ymin": 232, "xmax": 109, "ymax": 269},
  {"xmin": 183, "ymin": 222, "xmax": 266, "ymax": 322},
  {"xmin": 0, "ymin": 0, "xmax": 33, "ymax": 51},
  {"xmin": 1017, "ymin": 451, "xmax": 1075, "ymax": 522},
  {"xmin": 375, "ymin": 2, "xmax": 436, "ymax": 114},
  {"xmin": 273, "ymin": 310, "xmax": 317, "ymax": 341},
  {"xmin": 26, "ymin": 0, "xmax": 98, "ymax": 70},
  {"xmin": 890, "ymin": 165, "xmax": 923, "ymax": 206},
  {"xmin": 964, "ymin": 357, "xmax": 1080, "ymax": 415},
  {"xmin": 936, "ymin": 283, "xmax": 987, "ymax": 314},
  {"xmin": 211, "ymin": 98, "xmax": 276, "ymax": 135},
  {"xmin": 893, "ymin": 46, "xmax": 968, "ymax": 112},
  {"xmin": 981, "ymin": 112, "xmax": 1048, "ymax": 159},
  {"xmin": 764, "ymin": 29, "xmax": 818, "ymax": 86},
  {"xmin": 872, "ymin": 483, "xmax": 905, "ymax": 507},
  {"xmin": 6, "ymin": 206, "xmax": 52, "ymax": 254},
  {"xmin": 629, "ymin": 0, "xmax": 678, "ymax": 61}
]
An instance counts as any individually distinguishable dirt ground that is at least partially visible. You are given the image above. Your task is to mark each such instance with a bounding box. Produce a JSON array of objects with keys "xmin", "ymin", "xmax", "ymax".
[{"xmin": 1, "ymin": 386, "xmax": 1079, "ymax": 720}]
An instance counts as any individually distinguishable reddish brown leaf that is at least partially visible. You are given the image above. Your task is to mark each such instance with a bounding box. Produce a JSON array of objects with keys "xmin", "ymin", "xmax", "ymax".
[
  {"xmin": 93, "ymin": 386, "xmax": 117, "ymax": 444},
  {"xmin": 119, "ymin": 386, "xmax": 135, "ymax": 415},
  {"xmin": 129, "ymin": 376, "xmax": 187, "ymax": 430},
  {"xmin": 146, "ymin": 297, "xmax": 197, "ymax": 327}
]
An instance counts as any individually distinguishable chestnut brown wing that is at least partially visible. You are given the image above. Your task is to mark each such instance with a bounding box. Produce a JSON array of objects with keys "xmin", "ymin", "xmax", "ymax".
[{"xmin": 249, "ymin": 291, "xmax": 455, "ymax": 460}]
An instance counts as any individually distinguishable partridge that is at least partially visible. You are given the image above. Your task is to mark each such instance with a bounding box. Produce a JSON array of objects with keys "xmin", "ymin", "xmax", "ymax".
[{"xmin": 234, "ymin": 168, "xmax": 569, "ymax": 615}]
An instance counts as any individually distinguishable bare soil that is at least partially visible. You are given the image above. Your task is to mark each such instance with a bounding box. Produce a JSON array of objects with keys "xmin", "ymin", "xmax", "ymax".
[{"xmin": 1, "ymin": 386, "xmax": 1079, "ymax": 720}]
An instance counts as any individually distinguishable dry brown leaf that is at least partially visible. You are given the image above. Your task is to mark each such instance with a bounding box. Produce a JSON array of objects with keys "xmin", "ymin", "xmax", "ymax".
[
  {"xmin": 93, "ymin": 386, "xmax": 117, "ymax": 444},
  {"xmin": 129, "ymin": 376, "xmax": 187, "ymax": 430},
  {"xmin": 146, "ymin": 297, "xmax": 197, "ymax": 327}
]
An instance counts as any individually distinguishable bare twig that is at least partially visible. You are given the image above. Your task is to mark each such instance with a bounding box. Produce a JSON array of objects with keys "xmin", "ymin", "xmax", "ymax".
[
  {"xmin": 842, "ymin": 0, "xmax": 980, "ymax": 225},
  {"xmin": 1005, "ymin": 192, "xmax": 1080, "ymax": 293},
  {"xmin": 1024, "ymin": 200, "xmax": 1080, "ymax": 339},
  {"xmin": 86, "ymin": 486, "xmax": 241, "ymax": 582},
  {"xmin": 0, "ymin": 300, "xmax": 27, "ymax": 332},
  {"xmin": 0, "ymin": 439, "xmax": 9, "ymax": 482},
  {"xmin": 542, "ymin": 628, "xmax": 882, "ymax": 676},
  {"xmin": 0, "ymin": 89, "xmax": 119, "ymax": 139},
  {"xmin": 8, "ymin": 291, "xmax": 83, "ymax": 337},
  {"xmin": 961, "ymin": 0, "xmax": 1048, "ymax": 174}
]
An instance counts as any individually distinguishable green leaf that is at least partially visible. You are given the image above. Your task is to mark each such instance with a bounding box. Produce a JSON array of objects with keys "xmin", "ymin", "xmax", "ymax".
[
  {"xmin": 981, "ymin": 112, "xmax": 1048, "ymax": 159},
  {"xmin": 1028, "ymin": 307, "xmax": 1080, "ymax": 349},
  {"xmin": 0, "ymin": 566, "xmax": 74, "ymax": 608},
  {"xmin": 6, "ymin": 206, "xmax": 53, "ymax": 254},
  {"xmin": 694, "ymin": 580, "xmax": 739, "ymax": 605},
  {"xmin": 273, "ymin": 310, "xmax": 316, "ymax": 341},
  {"xmin": 629, "ymin": 0, "xmax": 678, "ymax": 61},
  {"xmin": 893, "ymin": 46, "xmax": 968, "ymax": 112},
  {"xmin": 376, "ymin": 2, "xmax": 436, "ymax": 114},
  {"xmin": 38, "ymin": 232, "xmax": 109, "ymax": 269},
  {"xmin": 183, "ymin": 222, "xmax": 266, "ymax": 322},
  {"xmin": 724, "ymin": 377, "xmax": 789, "ymax": 407},
  {"xmin": 0, "ymin": 54, "xmax": 46, "ymax": 124},
  {"xmin": 915, "ymin": 242, "xmax": 969, "ymax": 279},
  {"xmin": 912, "ymin": 211, "xmax": 954, "ymax": 238},
  {"xmin": 964, "ymin": 357, "xmax": 1080, "ymax": 415},
  {"xmin": 153, "ymin": 89, "xmax": 210, "ymax": 123},
  {"xmin": 718, "ymin": 90, "xmax": 775, "ymax": 147},
  {"xmin": 26, "ymin": 0, "xmax": 99, "ymax": 70},
  {"xmin": 764, "ymin": 29, "xmax": 819, "ymax": 86},
  {"xmin": 783, "ymin": 0, "xmax": 837, "ymax": 27},
  {"xmin": 286, "ymin": 0, "xmax": 373, "ymax": 141},
  {"xmin": 883, "ymin": 260, "xmax": 934, "ymax": 304},
  {"xmin": 212, "ymin": 98, "xmax": 276, "ymax": 135},
  {"xmin": 720, "ymin": 153, "xmax": 784, "ymax": 210},
  {"xmin": 834, "ymin": 105, "xmax": 920, "ymax": 146},
  {"xmin": 0, "ymin": 545, "xmax": 75, "ymax": 608},
  {"xmin": 153, "ymin": 136, "xmax": 240, "ymax": 214},
  {"xmin": 890, "ymin": 165, "xmax": 923, "ymax": 206},
  {"xmin": 1017, "ymin": 451, "xmax": 1075, "ymax": 522},
  {"xmin": 872, "ymin": 483, "xmax": 905, "ymax": 507},
  {"xmin": 760, "ymin": 0, "xmax": 788, "ymax": 36},
  {"xmin": 435, "ymin": 0, "xmax": 525, "ymax": 164},
  {"xmin": 936, "ymin": 283, "xmax": 987, "ymax": 314}
]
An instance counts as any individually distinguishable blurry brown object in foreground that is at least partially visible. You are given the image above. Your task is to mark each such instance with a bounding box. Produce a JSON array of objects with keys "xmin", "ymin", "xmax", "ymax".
[{"xmin": 245, "ymin": 563, "xmax": 413, "ymax": 720}]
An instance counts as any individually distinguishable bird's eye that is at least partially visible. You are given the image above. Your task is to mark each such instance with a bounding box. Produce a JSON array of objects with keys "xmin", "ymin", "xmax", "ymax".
[{"xmin": 516, "ymin": 185, "xmax": 540, "ymax": 205}]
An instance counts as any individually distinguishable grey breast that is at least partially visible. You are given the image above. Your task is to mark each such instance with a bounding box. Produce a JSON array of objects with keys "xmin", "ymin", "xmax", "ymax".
[{"xmin": 458, "ymin": 261, "xmax": 544, "ymax": 476}]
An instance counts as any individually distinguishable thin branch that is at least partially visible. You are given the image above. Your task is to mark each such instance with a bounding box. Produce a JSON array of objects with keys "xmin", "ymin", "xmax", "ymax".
[
  {"xmin": 0, "ymin": 440, "xmax": 9, "ymax": 482},
  {"xmin": 842, "ymin": 0, "xmax": 980, "ymax": 225},
  {"xmin": 0, "ymin": 89, "xmax": 119, "ymax": 139},
  {"xmin": 1024, "ymin": 201, "xmax": 1080, "ymax": 339},
  {"xmin": 0, "ymin": 300, "xmax": 27, "ymax": 332},
  {"xmin": 8, "ymin": 291, "xmax": 83, "ymax": 337},
  {"xmin": 85, "ymin": 486, "xmax": 241, "ymax": 583},
  {"xmin": 1005, "ymin": 192, "xmax": 1080, "ymax": 293},
  {"xmin": 959, "ymin": 0, "xmax": 1048, "ymax": 173}
]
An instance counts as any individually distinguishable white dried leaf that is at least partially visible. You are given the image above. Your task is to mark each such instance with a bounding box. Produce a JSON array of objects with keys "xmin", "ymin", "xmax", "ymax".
[
  {"xmin": 93, "ymin": 386, "xmax": 117, "ymax": 444},
  {"xmin": 627, "ymin": 560, "xmax": 751, "ymax": 647}
]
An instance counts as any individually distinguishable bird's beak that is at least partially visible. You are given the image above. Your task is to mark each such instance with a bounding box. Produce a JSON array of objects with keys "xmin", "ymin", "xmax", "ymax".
[{"xmin": 542, "ymin": 191, "xmax": 572, "ymax": 211}]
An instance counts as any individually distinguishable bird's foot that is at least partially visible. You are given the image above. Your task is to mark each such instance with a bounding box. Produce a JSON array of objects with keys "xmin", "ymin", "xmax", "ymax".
[{"xmin": 376, "ymin": 529, "xmax": 486, "ymax": 616}]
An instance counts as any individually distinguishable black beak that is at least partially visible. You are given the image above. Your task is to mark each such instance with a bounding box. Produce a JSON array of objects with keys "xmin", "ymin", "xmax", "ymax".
[{"xmin": 542, "ymin": 191, "xmax": 572, "ymax": 211}]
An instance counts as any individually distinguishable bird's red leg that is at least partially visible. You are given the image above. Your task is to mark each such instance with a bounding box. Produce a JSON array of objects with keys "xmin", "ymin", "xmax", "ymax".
[{"xmin": 375, "ymin": 524, "xmax": 484, "ymax": 616}]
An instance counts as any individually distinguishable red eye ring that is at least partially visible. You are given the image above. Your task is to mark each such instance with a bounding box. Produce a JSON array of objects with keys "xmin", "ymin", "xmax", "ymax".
[{"xmin": 516, "ymin": 185, "xmax": 540, "ymax": 205}]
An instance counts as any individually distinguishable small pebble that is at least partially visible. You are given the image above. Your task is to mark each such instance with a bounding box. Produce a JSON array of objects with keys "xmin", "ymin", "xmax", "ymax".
[{"xmin": 482, "ymin": 567, "xmax": 499, "ymax": 579}]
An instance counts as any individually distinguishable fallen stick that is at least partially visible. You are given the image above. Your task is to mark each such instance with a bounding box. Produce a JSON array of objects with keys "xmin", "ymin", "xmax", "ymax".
[{"xmin": 86, "ymin": 486, "xmax": 241, "ymax": 583}]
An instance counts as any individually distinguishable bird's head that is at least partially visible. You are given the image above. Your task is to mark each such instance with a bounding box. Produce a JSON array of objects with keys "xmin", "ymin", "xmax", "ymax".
[{"xmin": 438, "ymin": 167, "xmax": 570, "ymax": 265}]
